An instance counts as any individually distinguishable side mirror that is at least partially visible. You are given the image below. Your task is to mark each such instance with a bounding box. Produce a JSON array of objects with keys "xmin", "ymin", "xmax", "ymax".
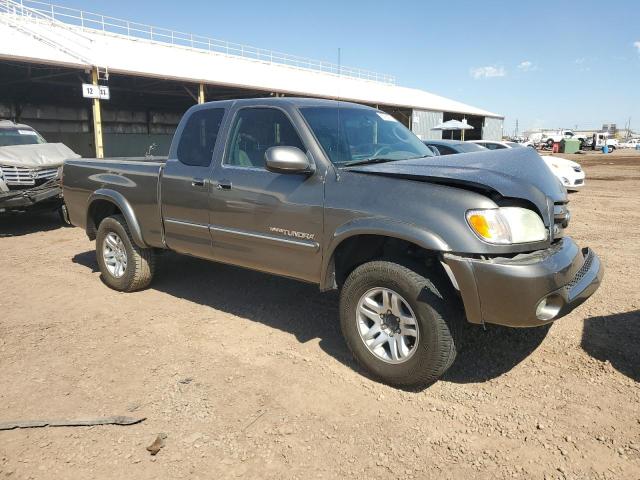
[{"xmin": 265, "ymin": 146, "xmax": 314, "ymax": 174}]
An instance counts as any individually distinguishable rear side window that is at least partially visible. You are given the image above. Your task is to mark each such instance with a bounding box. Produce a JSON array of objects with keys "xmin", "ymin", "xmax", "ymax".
[
  {"xmin": 177, "ymin": 108, "xmax": 225, "ymax": 167},
  {"xmin": 226, "ymin": 108, "xmax": 305, "ymax": 168}
]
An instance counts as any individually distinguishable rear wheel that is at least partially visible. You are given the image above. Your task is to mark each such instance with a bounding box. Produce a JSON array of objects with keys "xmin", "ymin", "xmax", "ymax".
[
  {"xmin": 339, "ymin": 260, "xmax": 462, "ymax": 387},
  {"xmin": 96, "ymin": 214, "xmax": 155, "ymax": 292}
]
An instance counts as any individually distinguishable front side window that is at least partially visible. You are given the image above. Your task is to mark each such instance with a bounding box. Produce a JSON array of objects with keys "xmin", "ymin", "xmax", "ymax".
[
  {"xmin": 177, "ymin": 108, "xmax": 225, "ymax": 167},
  {"xmin": 0, "ymin": 128, "xmax": 47, "ymax": 147},
  {"xmin": 300, "ymin": 107, "xmax": 432, "ymax": 165},
  {"xmin": 226, "ymin": 108, "xmax": 305, "ymax": 168}
]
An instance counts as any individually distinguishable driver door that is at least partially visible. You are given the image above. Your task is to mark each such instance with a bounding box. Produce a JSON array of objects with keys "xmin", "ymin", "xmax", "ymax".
[{"xmin": 209, "ymin": 106, "xmax": 324, "ymax": 283}]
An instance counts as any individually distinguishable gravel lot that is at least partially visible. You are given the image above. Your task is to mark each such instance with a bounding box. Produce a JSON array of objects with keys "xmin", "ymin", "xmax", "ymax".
[{"xmin": 1, "ymin": 151, "xmax": 638, "ymax": 479}]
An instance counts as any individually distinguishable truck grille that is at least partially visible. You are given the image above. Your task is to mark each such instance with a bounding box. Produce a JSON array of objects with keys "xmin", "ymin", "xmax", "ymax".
[
  {"xmin": 564, "ymin": 248, "xmax": 594, "ymax": 292},
  {"xmin": 0, "ymin": 165, "xmax": 58, "ymax": 186}
]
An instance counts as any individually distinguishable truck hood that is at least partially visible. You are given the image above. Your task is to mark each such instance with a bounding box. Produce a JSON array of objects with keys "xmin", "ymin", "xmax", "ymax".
[
  {"xmin": 346, "ymin": 147, "xmax": 567, "ymax": 221},
  {"xmin": 0, "ymin": 143, "xmax": 80, "ymax": 168}
]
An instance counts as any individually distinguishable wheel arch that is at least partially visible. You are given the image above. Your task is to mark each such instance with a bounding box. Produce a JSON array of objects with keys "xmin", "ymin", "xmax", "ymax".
[
  {"xmin": 320, "ymin": 218, "xmax": 450, "ymax": 291},
  {"xmin": 86, "ymin": 189, "xmax": 147, "ymax": 248}
]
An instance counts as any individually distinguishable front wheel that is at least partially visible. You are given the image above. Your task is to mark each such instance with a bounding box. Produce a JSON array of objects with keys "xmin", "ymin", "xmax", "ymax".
[
  {"xmin": 96, "ymin": 214, "xmax": 156, "ymax": 292},
  {"xmin": 339, "ymin": 260, "xmax": 462, "ymax": 387}
]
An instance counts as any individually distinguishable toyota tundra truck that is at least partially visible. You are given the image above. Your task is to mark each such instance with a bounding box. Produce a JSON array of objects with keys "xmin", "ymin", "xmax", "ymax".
[{"xmin": 62, "ymin": 98, "xmax": 603, "ymax": 387}]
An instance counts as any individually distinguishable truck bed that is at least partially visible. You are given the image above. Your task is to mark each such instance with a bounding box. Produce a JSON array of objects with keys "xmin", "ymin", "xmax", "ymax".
[{"xmin": 63, "ymin": 157, "xmax": 167, "ymax": 248}]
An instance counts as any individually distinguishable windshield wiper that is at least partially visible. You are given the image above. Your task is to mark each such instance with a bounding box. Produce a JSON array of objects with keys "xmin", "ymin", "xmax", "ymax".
[
  {"xmin": 341, "ymin": 155, "xmax": 430, "ymax": 167},
  {"xmin": 340, "ymin": 157, "xmax": 400, "ymax": 167}
]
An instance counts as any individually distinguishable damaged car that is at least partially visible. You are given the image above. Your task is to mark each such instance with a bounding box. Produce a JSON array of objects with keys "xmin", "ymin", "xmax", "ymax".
[{"xmin": 0, "ymin": 120, "xmax": 79, "ymax": 220}]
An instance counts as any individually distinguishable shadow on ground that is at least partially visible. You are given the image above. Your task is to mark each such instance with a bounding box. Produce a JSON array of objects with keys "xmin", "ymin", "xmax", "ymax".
[
  {"xmin": 443, "ymin": 323, "xmax": 550, "ymax": 384},
  {"xmin": 582, "ymin": 310, "xmax": 640, "ymax": 382},
  {"xmin": 0, "ymin": 211, "xmax": 64, "ymax": 237},
  {"xmin": 72, "ymin": 250, "xmax": 548, "ymax": 387}
]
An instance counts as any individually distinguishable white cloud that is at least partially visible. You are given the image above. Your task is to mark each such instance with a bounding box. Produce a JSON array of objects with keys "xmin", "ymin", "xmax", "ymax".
[
  {"xmin": 470, "ymin": 66, "xmax": 506, "ymax": 79},
  {"xmin": 517, "ymin": 60, "xmax": 536, "ymax": 72},
  {"xmin": 574, "ymin": 57, "xmax": 591, "ymax": 72},
  {"xmin": 634, "ymin": 41, "xmax": 640, "ymax": 54}
]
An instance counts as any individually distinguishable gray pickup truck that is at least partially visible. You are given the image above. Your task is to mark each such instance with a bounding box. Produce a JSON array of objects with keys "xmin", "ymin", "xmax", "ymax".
[{"xmin": 62, "ymin": 98, "xmax": 603, "ymax": 387}]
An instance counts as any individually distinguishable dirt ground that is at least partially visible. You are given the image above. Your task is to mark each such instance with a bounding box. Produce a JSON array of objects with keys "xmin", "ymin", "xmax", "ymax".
[{"xmin": 1, "ymin": 150, "xmax": 638, "ymax": 480}]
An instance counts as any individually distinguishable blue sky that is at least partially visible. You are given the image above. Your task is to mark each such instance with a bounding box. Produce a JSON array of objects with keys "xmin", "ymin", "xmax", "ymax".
[{"xmin": 67, "ymin": 0, "xmax": 639, "ymax": 133}]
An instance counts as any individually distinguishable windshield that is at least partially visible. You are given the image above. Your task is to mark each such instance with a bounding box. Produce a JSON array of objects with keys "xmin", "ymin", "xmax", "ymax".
[
  {"xmin": 0, "ymin": 128, "xmax": 47, "ymax": 147},
  {"xmin": 300, "ymin": 106, "xmax": 432, "ymax": 165}
]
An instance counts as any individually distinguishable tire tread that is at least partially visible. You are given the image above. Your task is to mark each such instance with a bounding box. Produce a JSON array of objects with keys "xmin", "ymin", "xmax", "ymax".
[
  {"xmin": 97, "ymin": 214, "xmax": 155, "ymax": 292},
  {"xmin": 340, "ymin": 260, "xmax": 462, "ymax": 387}
]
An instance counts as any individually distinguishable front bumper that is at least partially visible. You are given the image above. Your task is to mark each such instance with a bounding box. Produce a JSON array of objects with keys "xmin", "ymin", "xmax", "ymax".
[
  {"xmin": 443, "ymin": 237, "xmax": 603, "ymax": 327},
  {"xmin": 0, "ymin": 183, "xmax": 62, "ymax": 213}
]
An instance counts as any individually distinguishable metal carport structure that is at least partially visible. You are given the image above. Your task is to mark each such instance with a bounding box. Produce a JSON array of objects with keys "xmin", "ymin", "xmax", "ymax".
[{"xmin": 0, "ymin": 0, "xmax": 504, "ymax": 157}]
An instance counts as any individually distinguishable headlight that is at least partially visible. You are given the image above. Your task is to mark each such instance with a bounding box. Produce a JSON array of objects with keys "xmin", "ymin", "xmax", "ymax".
[
  {"xmin": 0, "ymin": 166, "xmax": 4, "ymax": 180},
  {"xmin": 466, "ymin": 207, "xmax": 547, "ymax": 244}
]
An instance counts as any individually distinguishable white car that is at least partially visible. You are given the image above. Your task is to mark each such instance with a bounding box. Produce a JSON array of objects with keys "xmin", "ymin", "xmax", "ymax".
[
  {"xmin": 469, "ymin": 140, "xmax": 585, "ymax": 191},
  {"xmin": 618, "ymin": 138, "xmax": 640, "ymax": 149}
]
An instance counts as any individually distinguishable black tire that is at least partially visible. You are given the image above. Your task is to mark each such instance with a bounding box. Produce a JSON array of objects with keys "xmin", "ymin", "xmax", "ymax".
[
  {"xmin": 546, "ymin": 139, "xmax": 554, "ymax": 149},
  {"xmin": 96, "ymin": 214, "xmax": 155, "ymax": 292},
  {"xmin": 339, "ymin": 260, "xmax": 462, "ymax": 388}
]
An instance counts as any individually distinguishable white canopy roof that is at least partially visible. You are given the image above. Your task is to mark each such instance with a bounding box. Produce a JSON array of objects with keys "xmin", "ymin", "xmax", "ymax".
[
  {"xmin": 0, "ymin": 7, "xmax": 502, "ymax": 119},
  {"xmin": 432, "ymin": 120, "xmax": 475, "ymax": 131}
]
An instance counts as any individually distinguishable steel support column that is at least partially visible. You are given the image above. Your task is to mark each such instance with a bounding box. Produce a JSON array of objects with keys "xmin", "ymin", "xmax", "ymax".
[
  {"xmin": 198, "ymin": 83, "xmax": 205, "ymax": 104},
  {"xmin": 91, "ymin": 67, "xmax": 104, "ymax": 158}
]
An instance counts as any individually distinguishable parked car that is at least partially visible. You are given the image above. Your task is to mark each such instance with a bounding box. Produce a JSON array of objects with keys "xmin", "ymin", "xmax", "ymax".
[
  {"xmin": 469, "ymin": 140, "xmax": 586, "ymax": 191},
  {"xmin": 0, "ymin": 120, "xmax": 78, "ymax": 219},
  {"xmin": 471, "ymin": 140, "xmax": 527, "ymax": 151},
  {"xmin": 422, "ymin": 139, "xmax": 487, "ymax": 155},
  {"xmin": 62, "ymin": 98, "xmax": 603, "ymax": 387},
  {"xmin": 618, "ymin": 138, "xmax": 640, "ymax": 149}
]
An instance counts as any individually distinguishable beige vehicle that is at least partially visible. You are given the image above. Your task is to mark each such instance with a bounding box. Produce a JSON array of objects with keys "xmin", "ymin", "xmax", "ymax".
[{"xmin": 0, "ymin": 120, "xmax": 78, "ymax": 218}]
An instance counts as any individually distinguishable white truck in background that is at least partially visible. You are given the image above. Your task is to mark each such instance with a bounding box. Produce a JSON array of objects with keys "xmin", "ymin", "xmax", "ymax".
[
  {"xmin": 540, "ymin": 130, "xmax": 587, "ymax": 149},
  {"xmin": 590, "ymin": 132, "xmax": 618, "ymax": 151},
  {"xmin": 540, "ymin": 130, "xmax": 618, "ymax": 151}
]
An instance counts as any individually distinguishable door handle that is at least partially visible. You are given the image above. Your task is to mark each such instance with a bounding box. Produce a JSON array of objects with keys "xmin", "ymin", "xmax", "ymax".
[
  {"xmin": 191, "ymin": 178, "xmax": 205, "ymax": 187},
  {"xmin": 216, "ymin": 180, "xmax": 232, "ymax": 190}
]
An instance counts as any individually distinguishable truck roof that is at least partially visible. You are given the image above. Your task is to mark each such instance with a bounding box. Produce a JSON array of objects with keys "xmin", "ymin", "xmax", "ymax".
[{"xmin": 199, "ymin": 97, "xmax": 373, "ymax": 110}]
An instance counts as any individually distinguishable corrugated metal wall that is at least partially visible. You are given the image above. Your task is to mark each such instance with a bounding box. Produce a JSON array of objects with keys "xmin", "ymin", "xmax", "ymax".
[
  {"xmin": 411, "ymin": 109, "xmax": 443, "ymax": 140},
  {"xmin": 482, "ymin": 117, "xmax": 503, "ymax": 141}
]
